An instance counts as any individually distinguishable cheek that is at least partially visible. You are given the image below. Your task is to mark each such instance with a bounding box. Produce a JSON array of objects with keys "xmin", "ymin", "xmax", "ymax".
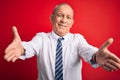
[
  {"xmin": 56, "ymin": 19, "xmax": 61, "ymax": 24},
  {"xmin": 66, "ymin": 27, "xmax": 71, "ymax": 32},
  {"xmin": 68, "ymin": 21, "xmax": 73, "ymax": 27},
  {"xmin": 54, "ymin": 17, "xmax": 60, "ymax": 22},
  {"xmin": 52, "ymin": 16, "xmax": 59, "ymax": 24}
]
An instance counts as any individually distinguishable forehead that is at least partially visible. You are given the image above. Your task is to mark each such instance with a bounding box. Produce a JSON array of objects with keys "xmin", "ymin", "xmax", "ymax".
[{"xmin": 56, "ymin": 5, "xmax": 74, "ymax": 16}]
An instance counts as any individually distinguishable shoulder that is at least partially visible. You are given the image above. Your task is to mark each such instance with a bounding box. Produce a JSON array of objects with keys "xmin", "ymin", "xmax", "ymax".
[
  {"xmin": 32, "ymin": 32, "xmax": 51, "ymax": 40},
  {"xmin": 70, "ymin": 33, "xmax": 84, "ymax": 39},
  {"xmin": 35, "ymin": 32, "xmax": 50, "ymax": 37},
  {"xmin": 68, "ymin": 33, "xmax": 88, "ymax": 43},
  {"xmin": 36, "ymin": 32, "xmax": 49, "ymax": 36}
]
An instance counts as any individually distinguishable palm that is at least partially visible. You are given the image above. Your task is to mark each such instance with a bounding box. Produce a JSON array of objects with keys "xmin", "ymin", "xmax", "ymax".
[
  {"xmin": 96, "ymin": 38, "xmax": 120, "ymax": 71},
  {"xmin": 4, "ymin": 26, "xmax": 24, "ymax": 62},
  {"xmin": 97, "ymin": 48, "xmax": 110, "ymax": 65}
]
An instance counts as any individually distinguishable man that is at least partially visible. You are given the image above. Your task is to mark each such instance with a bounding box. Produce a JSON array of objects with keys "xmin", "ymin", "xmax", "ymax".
[{"xmin": 4, "ymin": 3, "xmax": 120, "ymax": 80}]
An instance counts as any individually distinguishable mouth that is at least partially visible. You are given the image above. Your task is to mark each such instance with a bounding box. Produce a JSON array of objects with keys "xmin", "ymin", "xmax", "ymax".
[{"xmin": 58, "ymin": 24, "xmax": 67, "ymax": 27}]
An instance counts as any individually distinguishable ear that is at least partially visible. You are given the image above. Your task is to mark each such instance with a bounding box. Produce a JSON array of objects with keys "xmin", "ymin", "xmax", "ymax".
[{"xmin": 50, "ymin": 14, "xmax": 54, "ymax": 23}]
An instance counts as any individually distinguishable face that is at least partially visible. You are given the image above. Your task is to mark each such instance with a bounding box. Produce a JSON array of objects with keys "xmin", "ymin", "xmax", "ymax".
[{"xmin": 51, "ymin": 4, "xmax": 74, "ymax": 36}]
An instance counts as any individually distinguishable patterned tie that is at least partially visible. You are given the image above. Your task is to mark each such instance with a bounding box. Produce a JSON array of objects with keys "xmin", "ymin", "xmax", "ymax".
[{"xmin": 55, "ymin": 38, "xmax": 64, "ymax": 80}]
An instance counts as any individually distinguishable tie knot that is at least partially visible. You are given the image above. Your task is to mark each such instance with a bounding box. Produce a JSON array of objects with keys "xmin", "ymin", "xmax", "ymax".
[{"xmin": 58, "ymin": 37, "xmax": 64, "ymax": 42}]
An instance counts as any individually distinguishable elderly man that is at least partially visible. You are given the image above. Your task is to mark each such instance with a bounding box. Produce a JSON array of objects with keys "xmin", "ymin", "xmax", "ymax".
[{"xmin": 4, "ymin": 3, "xmax": 120, "ymax": 80}]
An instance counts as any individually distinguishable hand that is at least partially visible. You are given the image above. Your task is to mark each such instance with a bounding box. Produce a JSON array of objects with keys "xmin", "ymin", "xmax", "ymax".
[
  {"xmin": 96, "ymin": 38, "xmax": 120, "ymax": 71},
  {"xmin": 4, "ymin": 26, "xmax": 24, "ymax": 62}
]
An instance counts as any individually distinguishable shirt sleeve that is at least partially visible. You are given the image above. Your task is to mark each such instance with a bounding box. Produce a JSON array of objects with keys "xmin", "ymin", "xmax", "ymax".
[
  {"xmin": 77, "ymin": 34, "xmax": 99, "ymax": 68},
  {"xmin": 19, "ymin": 33, "xmax": 43, "ymax": 60}
]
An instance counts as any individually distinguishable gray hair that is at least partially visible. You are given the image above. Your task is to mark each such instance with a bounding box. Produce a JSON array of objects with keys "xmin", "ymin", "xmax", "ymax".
[
  {"xmin": 50, "ymin": 3, "xmax": 73, "ymax": 22},
  {"xmin": 51, "ymin": 3, "xmax": 73, "ymax": 15}
]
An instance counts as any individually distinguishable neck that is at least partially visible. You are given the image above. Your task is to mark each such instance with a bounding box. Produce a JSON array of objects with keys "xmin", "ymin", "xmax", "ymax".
[{"xmin": 54, "ymin": 31, "xmax": 68, "ymax": 37}]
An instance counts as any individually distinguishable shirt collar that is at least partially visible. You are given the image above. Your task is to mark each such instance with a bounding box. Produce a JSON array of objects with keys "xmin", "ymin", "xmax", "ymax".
[{"xmin": 51, "ymin": 31, "xmax": 71, "ymax": 41}]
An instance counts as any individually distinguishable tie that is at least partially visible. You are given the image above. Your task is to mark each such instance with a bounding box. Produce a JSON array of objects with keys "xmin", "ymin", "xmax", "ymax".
[{"xmin": 55, "ymin": 38, "xmax": 64, "ymax": 80}]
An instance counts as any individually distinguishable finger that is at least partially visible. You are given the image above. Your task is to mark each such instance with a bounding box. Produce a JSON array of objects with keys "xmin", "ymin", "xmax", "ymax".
[
  {"xmin": 108, "ymin": 59, "xmax": 120, "ymax": 70},
  {"xmin": 102, "ymin": 65, "xmax": 113, "ymax": 72},
  {"xmin": 105, "ymin": 62, "xmax": 118, "ymax": 71},
  {"xmin": 4, "ymin": 47, "xmax": 9, "ymax": 54},
  {"xmin": 12, "ymin": 57, "xmax": 18, "ymax": 62},
  {"xmin": 4, "ymin": 50, "xmax": 15, "ymax": 61},
  {"xmin": 12, "ymin": 26, "xmax": 21, "ymax": 41},
  {"xmin": 6, "ymin": 54, "xmax": 16, "ymax": 62},
  {"xmin": 109, "ymin": 53, "xmax": 120, "ymax": 64},
  {"xmin": 100, "ymin": 38, "xmax": 113, "ymax": 50},
  {"xmin": 4, "ymin": 44, "xmax": 14, "ymax": 54}
]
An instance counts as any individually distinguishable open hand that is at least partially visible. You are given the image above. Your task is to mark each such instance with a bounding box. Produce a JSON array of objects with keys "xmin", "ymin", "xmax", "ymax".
[
  {"xmin": 4, "ymin": 26, "xmax": 24, "ymax": 62},
  {"xmin": 96, "ymin": 38, "xmax": 120, "ymax": 71}
]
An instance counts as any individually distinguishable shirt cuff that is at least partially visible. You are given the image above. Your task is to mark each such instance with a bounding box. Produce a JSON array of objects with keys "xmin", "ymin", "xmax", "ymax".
[{"xmin": 90, "ymin": 53, "xmax": 99, "ymax": 68}]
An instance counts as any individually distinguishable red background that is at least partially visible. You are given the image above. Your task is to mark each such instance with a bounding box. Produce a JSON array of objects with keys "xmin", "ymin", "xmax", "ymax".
[{"xmin": 0, "ymin": 0, "xmax": 120, "ymax": 80}]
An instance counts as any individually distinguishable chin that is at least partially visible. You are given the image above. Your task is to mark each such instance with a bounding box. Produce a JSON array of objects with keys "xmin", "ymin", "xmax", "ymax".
[
  {"xmin": 58, "ymin": 32, "xmax": 66, "ymax": 36},
  {"xmin": 56, "ymin": 29, "xmax": 67, "ymax": 36}
]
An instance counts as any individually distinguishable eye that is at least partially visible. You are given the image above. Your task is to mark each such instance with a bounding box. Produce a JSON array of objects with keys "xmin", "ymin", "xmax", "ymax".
[
  {"xmin": 67, "ymin": 16, "xmax": 72, "ymax": 20},
  {"xmin": 57, "ymin": 13, "xmax": 63, "ymax": 17}
]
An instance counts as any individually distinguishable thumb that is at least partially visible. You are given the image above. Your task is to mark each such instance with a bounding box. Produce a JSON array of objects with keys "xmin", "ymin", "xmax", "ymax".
[
  {"xmin": 12, "ymin": 26, "xmax": 21, "ymax": 41},
  {"xmin": 100, "ymin": 38, "xmax": 113, "ymax": 50}
]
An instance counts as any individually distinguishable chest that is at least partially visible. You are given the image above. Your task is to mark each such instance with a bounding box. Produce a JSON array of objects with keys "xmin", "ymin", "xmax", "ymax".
[{"xmin": 38, "ymin": 39, "xmax": 80, "ymax": 69}]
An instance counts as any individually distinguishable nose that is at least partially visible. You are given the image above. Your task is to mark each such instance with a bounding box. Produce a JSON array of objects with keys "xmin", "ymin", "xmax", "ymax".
[{"xmin": 61, "ymin": 17, "xmax": 67, "ymax": 23}]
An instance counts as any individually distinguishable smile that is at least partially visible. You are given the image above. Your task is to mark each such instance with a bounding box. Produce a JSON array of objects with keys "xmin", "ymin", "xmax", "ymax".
[{"xmin": 58, "ymin": 24, "xmax": 67, "ymax": 27}]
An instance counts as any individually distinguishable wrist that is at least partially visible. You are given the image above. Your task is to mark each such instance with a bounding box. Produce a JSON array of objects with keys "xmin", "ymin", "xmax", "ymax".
[{"xmin": 91, "ymin": 53, "xmax": 97, "ymax": 64}]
